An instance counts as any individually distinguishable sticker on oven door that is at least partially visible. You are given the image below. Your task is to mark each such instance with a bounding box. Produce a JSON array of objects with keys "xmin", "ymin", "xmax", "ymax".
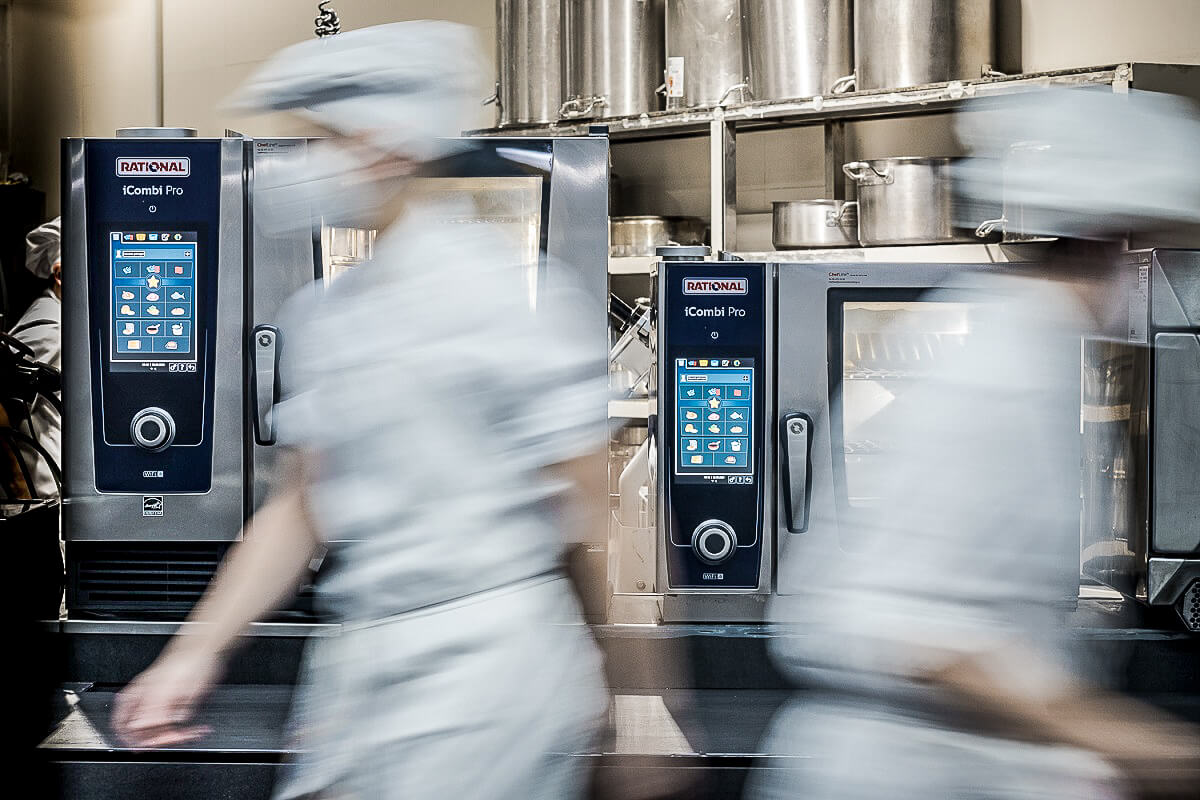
[
  {"xmin": 683, "ymin": 278, "xmax": 747, "ymax": 295},
  {"xmin": 142, "ymin": 496, "xmax": 164, "ymax": 517}
]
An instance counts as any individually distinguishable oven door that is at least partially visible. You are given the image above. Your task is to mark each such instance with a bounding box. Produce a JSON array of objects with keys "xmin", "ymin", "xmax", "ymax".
[{"xmin": 775, "ymin": 262, "xmax": 995, "ymax": 595}]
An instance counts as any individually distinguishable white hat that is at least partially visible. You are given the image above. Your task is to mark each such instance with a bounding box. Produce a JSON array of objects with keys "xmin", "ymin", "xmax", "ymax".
[
  {"xmin": 25, "ymin": 217, "xmax": 61, "ymax": 278},
  {"xmin": 956, "ymin": 88, "xmax": 1200, "ymax": 238},
  {"xmin": 226, "ymin": 21, "xmax": 485, "ymax": 162}
]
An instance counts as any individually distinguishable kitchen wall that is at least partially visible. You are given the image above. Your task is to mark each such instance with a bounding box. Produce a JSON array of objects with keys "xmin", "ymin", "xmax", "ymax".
[{"xmin": 8, "ymin": 0, "xmax": 1200, "ymax": 218}]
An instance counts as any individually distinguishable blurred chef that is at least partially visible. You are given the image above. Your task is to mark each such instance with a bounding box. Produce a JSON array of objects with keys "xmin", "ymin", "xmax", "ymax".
[
  {"xmin": 112, "ymin": 21, "xmax": 607, "ymax": 800},
  {"xmin": 753, "ymin": 88, "xmax": 1200, "ymax": 800},
  {"xmin": 6, "ymin": 217, "xmax": 63, "ymax": 499}
]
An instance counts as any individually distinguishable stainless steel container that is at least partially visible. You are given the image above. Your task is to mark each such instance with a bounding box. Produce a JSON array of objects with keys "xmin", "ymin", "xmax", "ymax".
[
  {"xmin": 666, "ymin": 0, "xmax": 745, "ymax": 108},
  {"xmin": 975, "ymin": 142, "xmax": 1055, "ymax": 243},
  {"xmin": 494, "ymin": 0, "xmax": 563, "ymax": 126},
  {"xmin": 842, "ymin": 157, "xmax": 993, "ymax": 246},
  {"xmin": 854, "ymin": 0, "xmax": 995, "ymax": 91},
  {"xmin": 611, "ymin": 215, "xmax": 707, "ymax": 257},
  {"xmin": 772, "ymin": 200, "xmax": 858, "ymax": 249},
  {"xmin": 563, "ymin": 0, "xmax": 666, "ymax": 119},
  {"xmin": 740, "ymin": 0, "xmax": 853, "ymax": 101}
]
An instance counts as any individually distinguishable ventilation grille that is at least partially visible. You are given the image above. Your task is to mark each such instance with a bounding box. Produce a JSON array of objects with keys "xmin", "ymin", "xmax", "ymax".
[
  {"xmin": 68, "ymin": 542, "xmax": 228, "ymax": 616},
  {"xmin": 1178, "ymin": 581, "xmax": 1200, "ymax": 632}
]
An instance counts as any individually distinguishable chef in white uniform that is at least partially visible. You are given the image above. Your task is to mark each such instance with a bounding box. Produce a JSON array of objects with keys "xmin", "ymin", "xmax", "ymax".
[
  {"xmin": 7, "ymin": 217, "xmax": 63, "ymax": 499},
  {"xmin": 752, "ymin": 88, "xmax": 1200, "ymax": 800},
  {"xmin": 112, "ymin": 22, "xmax": 608, "ymax": 800}
]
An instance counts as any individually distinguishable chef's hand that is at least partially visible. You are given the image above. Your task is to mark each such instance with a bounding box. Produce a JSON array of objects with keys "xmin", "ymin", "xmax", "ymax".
[{"xmin": 111, "ymin": 646, "xmax": 223, "ymax": 748}]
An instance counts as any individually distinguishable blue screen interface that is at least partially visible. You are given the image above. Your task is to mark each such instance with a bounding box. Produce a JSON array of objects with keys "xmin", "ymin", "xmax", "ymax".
[
  {"xmin": 109, "ymin": 231, "xmax": 197, "ymax": 370},
  {"xmin": 675, "ymin": 357, "xmax": 754, "ymax": 479}
]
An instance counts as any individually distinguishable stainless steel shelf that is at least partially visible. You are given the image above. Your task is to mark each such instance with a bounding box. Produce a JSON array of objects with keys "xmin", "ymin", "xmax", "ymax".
[{"xmin": 470, "ymin": 64, "xmax": 1135, "ymax": 140}]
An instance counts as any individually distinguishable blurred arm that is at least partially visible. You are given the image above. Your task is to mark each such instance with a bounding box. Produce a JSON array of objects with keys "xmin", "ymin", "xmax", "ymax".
[
  {"xmin": 165, "ymin": 451, "xmax": 320, "ymax": 661},
  {"xmin": 547, "ymin": 447, "xmax": 608, "ymax": 545}
]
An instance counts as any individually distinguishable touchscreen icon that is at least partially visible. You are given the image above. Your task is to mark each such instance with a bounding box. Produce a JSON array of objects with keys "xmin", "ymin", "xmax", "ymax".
[
  {"xmin": 147, "ymin": 276, "xmax": 161, "ymax": 289},
  {"xmin": 731, "ymin": 441, "xmax": 742, "ymax": 452},
  {"xmin": 708, "ymin": 412, "xmax": 720, "ymax": 421},
  {"xmin": 729, "ymin": 411, "xmax": 743, "ymax": 420},
  {"xmin": 127, "ymin": 339, "xmax": 141, "ymax": 350},
  {"xmin": 732, "ymin": 388, "xmax": 743, "ymax": 397},
  {"xmin": 684, "ymin": 388, "xmax": 697, "ymax": 398},
  {"xmin": 708, "ymin": 424, "xmax": 720, "ymax": 434},
  {"xmin": 708, "ymin": 388, "xmax": 721, "ymax": 396},
  {"xmin": 707, "ymin": 441, "xmax": 720, "ymax": 451},
  {"xmin": 174, "ymin": 266, "xmax": 185, "ymax": 275},
  {"xmin": 121, "ymin": 266, "xmax": 132, "ymax": 275},
  {"xmin": 730, "ymin": 425, "xmax": 744, "ymax": 434},
  {"xmin": 146, "ymin": 324, "xmax": 160, "ymax": 335},
  {"xmin": 170, "ymin": 291, "xmax": 185, "ymax": 300},
  {"xmin": 165, "ymin": 341, "xmax": 178, "ymax": 350},
  {"xmin": 684, "ymin": 410, "xmax": 698, "ymax": 420},
  {"xmin": 690, "ymin": 455, "xmax": 704, "ymax": 465},
  {"xmin": 170, "ymin": 307, "xmax": 187, "ymax": 316},
  {"xmin": 698, "ymin": 360, "xmax": 708, "ymax": 367},
  {"xmin": 122, "ymin": 323, "xmax": 135, "ymax": 335},
  {"xmin": 120, "ymin": 290, "xmax": 135, "ymax": 300},
  {"xmin": 685, "ymin": 440, "xmax": 698, "ymax": 451},
  {"xmin": 708, "ymin": 398, "xmax": 720, "ymax": 409},
  {"xmin": 725, "ymin": 455, "xmax": 737, "ymax": 464},
  {"xmin": 147, "ymin": 305, "xmax": 160, "ymax": 316},
  {"xmin": 146, "ymin": 264, "xmax": 160, "ymax": 274},
  {"xmin": 171, "ymin": 323, "xmax": 184, "ymax": 336},
  {"xmin": 684, "ymin": 423, "xmax": 698, "ymax": 434},
  {"xmin": 119, "ymin": 304, "xmax": 135, "ymax": 316},
  {"xmin": 146, "ymin": 292, "xmax": 159, "ymax": 302}
]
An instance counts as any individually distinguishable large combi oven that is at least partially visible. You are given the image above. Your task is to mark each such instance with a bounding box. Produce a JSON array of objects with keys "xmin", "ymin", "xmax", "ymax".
[
  {"xmin": 61, "ymin": 129, "xmax": 609, "ymax": 617},
  {"xmin": 653, "ymin": 248, "xmax": 1083, "ymax": 622},
  {"xmin": 1082, "ymin": 249, "xmax": 1200, "ymax": 630}
]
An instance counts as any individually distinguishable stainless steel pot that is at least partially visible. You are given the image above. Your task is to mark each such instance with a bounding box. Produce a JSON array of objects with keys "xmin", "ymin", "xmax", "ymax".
[
  {"xmin": 740, "ymin": 0, "xmax": 853, "ymax": 101},
  {"xmin": 842, "ymin": 157, "xmax": 994, "ymax": 246},
  {"xmin": 975, "ymin": 142, "xmax": 1055, "ymax": 243},
  {"xmin": 493, "ymin": 0, "xmax": 563, "ymax": 126},
  {"xmin": 852, "ymin": 0, "xmax": 995, "ymax": 91},
  {"xmin": 666, "ymin": 0, "xmax": 746, "ymax": 108},
  {"xmin": 611, "ymin": 215, "xmax": 708, "ymax": 257},
  {"xmin": 772, "ymin": 200, "xmax": 858, "ymax": 249},
  {"xmin": 563, "ymin": 0, "xmax": 666, "ymax": 119}
]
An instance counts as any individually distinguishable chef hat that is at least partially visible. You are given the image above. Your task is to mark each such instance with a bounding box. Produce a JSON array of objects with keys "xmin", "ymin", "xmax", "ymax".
[
  {"xmin": 225, "ymin": 21, "xmax": 485, "ymax": 162},
  {"xmin": 25, "ymin": 217, "xmax": 61, "ymax": 279},
  {"xmin": 956, "ymin": 87, "xmax": 1200, "ymax": 238}
]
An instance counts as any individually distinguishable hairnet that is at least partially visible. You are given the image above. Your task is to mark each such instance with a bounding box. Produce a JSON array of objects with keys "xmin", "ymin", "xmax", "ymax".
[
  {"xmin": 25, "ymin": 217, "xmax": 61, "ymax": 278},
  {"xmin": 225, "ymin": 21, "xmax": 485, "ymax": 162},
  {"xmin": 955, "ymin": 87, "xmax": 1200, "ymax": 238}
]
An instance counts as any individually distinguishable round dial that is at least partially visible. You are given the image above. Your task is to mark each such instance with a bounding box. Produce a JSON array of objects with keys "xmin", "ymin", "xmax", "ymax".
[
  {"xmin": 691, "ymin": 519, "xmax": 737, "ymax": 565},
  {"xmin": 130, "ymin": 407, "xmax": 176, "ymax": 452}
]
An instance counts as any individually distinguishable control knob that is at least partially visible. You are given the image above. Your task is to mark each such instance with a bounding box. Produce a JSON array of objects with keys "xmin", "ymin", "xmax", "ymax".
[
  {"xmin": 691, "ymin": 519, "xmax": 737, "ymax": 565},
  {"xmin": 130, "ymin": 407, "xmax": 176, "ymax": 452}
]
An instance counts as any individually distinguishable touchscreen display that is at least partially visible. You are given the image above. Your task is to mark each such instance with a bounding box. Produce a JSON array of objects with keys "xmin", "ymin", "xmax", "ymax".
[
  {"xmin": 675, "ymin": 357, "xmax": 754, "ymax": 481},
  {"xmin": 109, "ymin": 231, "xmax": 197, "ymax": 372}
]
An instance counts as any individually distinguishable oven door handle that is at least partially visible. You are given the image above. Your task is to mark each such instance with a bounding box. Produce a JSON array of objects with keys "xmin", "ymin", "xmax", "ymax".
[
  {"xmin": 251, "ymin": 324, "xmax": 281, "ymax": 446},
  {"xmin": 781, "ymin": 413, "xmax": 812, "ymax": 533}
]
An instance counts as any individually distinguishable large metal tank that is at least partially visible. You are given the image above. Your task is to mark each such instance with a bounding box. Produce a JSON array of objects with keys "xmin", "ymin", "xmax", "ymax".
[
  {"xmin": 740, "ymin": 0, "xmax": 853, "ymax": 101},
  {"xmin": 495, "ymin": 0, "xmax": 562, "ymax": 126},
  {"xmin": 666, "ymin": 0, "xmax": 744, "ymax": 108},
  {"xmin": 563, "ymin": 0, "xmax": 666, "ymax": 118},
  {"xmin": 854, "ymin": 0, "xmax": 995, "ymax": 90}
]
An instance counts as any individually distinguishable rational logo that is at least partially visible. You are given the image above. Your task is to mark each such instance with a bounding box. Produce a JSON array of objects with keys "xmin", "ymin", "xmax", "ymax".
[
  {"xmin": 683, "ymin": 278, "xmax": 747, "ymax": 295},
  {"xmin": 142, "ymin": 496, "xmax": 164, "ymax": 517},
  {"xmin": 116, "ymin": 157, "xmax": 190, "ymax": 177}
]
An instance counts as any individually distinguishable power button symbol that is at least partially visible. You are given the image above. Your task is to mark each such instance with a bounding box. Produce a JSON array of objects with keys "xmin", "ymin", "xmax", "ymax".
[{"xmin": 710, "ymin": 331, "xmax": 719, "ymax": 340}]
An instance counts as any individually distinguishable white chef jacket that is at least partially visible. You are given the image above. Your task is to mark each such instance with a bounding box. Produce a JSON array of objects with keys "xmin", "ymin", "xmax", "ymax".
[{"xmin": 7, "ymin": 288, "xmax": 61, "ymax": 500}]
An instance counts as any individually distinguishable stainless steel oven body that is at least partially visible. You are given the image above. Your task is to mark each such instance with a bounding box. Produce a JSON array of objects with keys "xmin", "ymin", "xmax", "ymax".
[
  {"xmin": 1083, "ymin": 249, "xmax": 1200, "ymax": 629},
  {"xmin": 63, "ymin": 133, "xmax": 609, "ymax": 616},
  {"xmin": 656, "ymin": 251, "xmax": 1083, "ymax": 621}
]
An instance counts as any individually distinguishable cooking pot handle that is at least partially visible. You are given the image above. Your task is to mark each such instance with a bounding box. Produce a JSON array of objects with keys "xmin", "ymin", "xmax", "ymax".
[
  {"xmin": 827, "ymin": 201, "xmax": 858, "ymax": 228},
  {"xmin": 482, "ymin": 81, "xmax": 500, "ymax": 106},
  {"xmin": 717, "ymin": 83, "xmax": 752, "ymax": 106},
  {"xmin": 843, "ymin": 161, "xmax": 891, "ymax": 185},
  {"xmin": 830, "ymin": 74, "xmax": 856, "ymax": 94},
  {"xmin": 560, "ymin": 96, "xmax": 607, "ymax": 119},
  {"xmin": 975, "ymin": 217, "xmax": 1007, "ymax": 239}
]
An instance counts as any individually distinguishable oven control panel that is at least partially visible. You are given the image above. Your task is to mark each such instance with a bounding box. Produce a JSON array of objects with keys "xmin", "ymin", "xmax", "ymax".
[{"xmin": 658, "ymin": 261, "xmax": 770, "ymax": 591}]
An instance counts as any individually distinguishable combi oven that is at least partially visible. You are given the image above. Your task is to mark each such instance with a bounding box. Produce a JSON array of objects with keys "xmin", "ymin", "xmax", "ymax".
[{"xmin": 654, "ymin": 250, "xmax": 1083, "ymax": 622}]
